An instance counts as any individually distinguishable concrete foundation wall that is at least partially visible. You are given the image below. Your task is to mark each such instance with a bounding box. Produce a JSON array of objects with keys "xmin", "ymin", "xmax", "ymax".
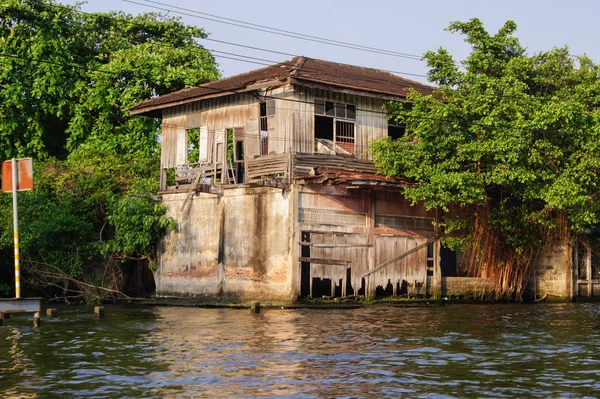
[
  {"xmin": 531, "ymin": 244, "xmax": 572, "ymax": 298},
  {"xmin": 157, "ymin": 186, "xmax": 295, "ymax": 300},
  {"xmin": 442, "ymin": 277, "xmax": 493, "ymax": 296}
]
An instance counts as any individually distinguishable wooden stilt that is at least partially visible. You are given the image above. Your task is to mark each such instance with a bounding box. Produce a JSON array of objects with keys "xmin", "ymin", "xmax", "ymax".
[
  {"xmin": 94, "ymin": 306, "xmax": 105, "ymax": 318},
  {"xmin": 33, "ymin": 312, "xmax": 40, "ymax": 328}
]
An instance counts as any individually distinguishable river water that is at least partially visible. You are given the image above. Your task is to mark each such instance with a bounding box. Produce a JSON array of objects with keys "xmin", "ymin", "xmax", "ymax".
[{"xmin": 1, "ymin": 303, "xmax": 599, "ymax": 398}]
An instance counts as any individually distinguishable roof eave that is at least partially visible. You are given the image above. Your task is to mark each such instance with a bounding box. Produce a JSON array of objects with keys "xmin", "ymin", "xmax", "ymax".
[
  {"xmin": 130, "ymin": 79, "xmax": 290, "ymax": 117},
  {"xmin": 290, "ymin": 78, "xmax": 410, "ymax": 102}
]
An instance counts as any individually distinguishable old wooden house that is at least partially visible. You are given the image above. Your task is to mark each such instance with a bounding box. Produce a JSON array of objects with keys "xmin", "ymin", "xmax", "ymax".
[{"xmin": 131, "ymin": 56, "xmax": 591, "ymax": 301}]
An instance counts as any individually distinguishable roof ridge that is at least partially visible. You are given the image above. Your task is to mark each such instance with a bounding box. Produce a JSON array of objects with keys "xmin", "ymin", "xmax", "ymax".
[
  {"xmin": 201, "ymin": 57, "xmax": 298, "ymax": 87},
  {"xmin": 290, "ymin": 56, "xmax": 307, "ymax": 78}
]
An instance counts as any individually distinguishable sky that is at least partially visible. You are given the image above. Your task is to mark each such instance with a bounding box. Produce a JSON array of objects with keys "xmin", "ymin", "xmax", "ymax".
[{"xmin": 59, "ymin": 0, "xmax": 600, "ymax": 83}]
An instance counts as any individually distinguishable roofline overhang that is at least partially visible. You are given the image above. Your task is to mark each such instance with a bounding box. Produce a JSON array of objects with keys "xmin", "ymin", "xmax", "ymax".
[
  {"xmin": 129, "ymin": 79, "xmax": 290, "ymax": 117},
  {"xmin": 290, "ymin": 78, "xmax": 411, "ymax": 102}
]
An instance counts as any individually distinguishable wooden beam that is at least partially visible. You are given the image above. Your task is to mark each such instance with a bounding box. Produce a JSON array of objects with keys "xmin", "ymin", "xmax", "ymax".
[
  {"xmin": 361, "ymin": 237, "xmax": 440, "ymax": 279},
  {"xmin": 298, "ymin": 241, "xmax": 372, "ymax": 248},
  {"xmin": 299, "ymin": 257, "xmax": 349, "ymax": 266}
]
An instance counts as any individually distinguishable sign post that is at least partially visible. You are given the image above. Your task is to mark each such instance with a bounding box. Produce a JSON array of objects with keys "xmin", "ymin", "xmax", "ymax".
[
  {"xmin": 2, "ymin": 158, "xmax": 34, "ymax": 299},
  {"xmin": 1, "ymin": 158, "xmax": 40, "ymax": 326},
  {"xmin": 12, "ymin": 159, "xmax": 20, "ymax": 298}
]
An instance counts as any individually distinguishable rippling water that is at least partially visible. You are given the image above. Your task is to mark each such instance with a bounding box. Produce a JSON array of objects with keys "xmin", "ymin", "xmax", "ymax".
[{"xmin": 1, "ymin": 303, "xmax": 599, "ymax": 398}]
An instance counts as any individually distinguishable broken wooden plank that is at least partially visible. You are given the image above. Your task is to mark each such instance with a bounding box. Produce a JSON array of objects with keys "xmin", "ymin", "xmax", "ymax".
[
  {"xmin": 299, "ymin": 257, "xmax": 350, "ymax": 266},
  {"xmin": 180, "ymin": 173, "xmax": 202, "ymax": 212},
  {"xmin": 361, "ymin": 236, "xmax": 440, "ymax": 279}
]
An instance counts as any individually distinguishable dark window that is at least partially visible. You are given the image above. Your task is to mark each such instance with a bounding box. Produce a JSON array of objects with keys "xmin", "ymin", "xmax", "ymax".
[
  {"xmin": 346, "ymin": 104, "xmax": 356, "ymax": 120},
  {"xmin": 315, "ymin": 115, "xmax": 334, "ymax": 140},
  {"xmin": 260, "ymin": 102, "xmax": 267, "ymax": 117},
  {"xmin": 335, "ymin": 103, "xmax": 346, "ymax": 118},
  {"xmin": 388, "ymin": 124, "xmax": 405, "ymax": 140},
  {"xmin": 325, "ymin": 101, "xmax": 335, "ymax": 117},
  {"xmin": 314, "ymin": 99, "xmax": 325, "ymax": 115},
  {"xmin": 235, "ymin": 140, "xmax": 244, "ymax": 162}
]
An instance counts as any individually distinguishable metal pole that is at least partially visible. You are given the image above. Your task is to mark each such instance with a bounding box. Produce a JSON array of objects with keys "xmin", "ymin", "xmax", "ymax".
[{"xmin": 12, "ymin": 158, "xmax": 20, "ymax": 299}]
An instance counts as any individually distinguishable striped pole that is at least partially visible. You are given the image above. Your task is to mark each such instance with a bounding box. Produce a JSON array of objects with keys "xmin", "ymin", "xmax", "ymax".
[{"xmin": 12, "ymin": 158, "xmax": 20, "ymax": 299}]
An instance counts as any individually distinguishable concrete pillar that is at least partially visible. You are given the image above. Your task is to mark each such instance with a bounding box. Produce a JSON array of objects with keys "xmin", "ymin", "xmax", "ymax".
[
  {"xmin": 250, "ymin": 301, "xmax": 260, "ymax": 314},
  {"xmin": 46, "ymin": 308, "xmax": 58, "ymax": 318},
  {"xmin": 33, "ymin": 312, "xmax": 40, "ymax": 328},
  {"xmin": 0, "ymin": 312, "xmax": 4, "ymax": 327}
]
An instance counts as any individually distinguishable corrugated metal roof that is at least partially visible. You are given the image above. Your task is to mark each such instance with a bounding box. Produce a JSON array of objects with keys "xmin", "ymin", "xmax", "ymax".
[{"xmin": 130, "ymin": 56, "xmax": 436, "ymax": 115}]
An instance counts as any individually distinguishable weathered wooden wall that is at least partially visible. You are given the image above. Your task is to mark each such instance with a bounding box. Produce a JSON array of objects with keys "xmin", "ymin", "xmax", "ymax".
[
  {"xmin": 279, "ymin": 86, "xmax": 388, "ymax": 158},
  {"xmin": 159, "ymin": 84, "xmax": 392, "ymax": 169},
  {"xmin": 297, "ymin": 185, "xmax": 437, "ymax": 297}
]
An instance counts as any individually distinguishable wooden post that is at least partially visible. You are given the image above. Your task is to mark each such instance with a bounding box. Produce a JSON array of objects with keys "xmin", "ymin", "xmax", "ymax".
[
  {"xmin": 587, "ymin": 246, "xmax": 593, "ymax": 298},
  {"xmin": 250, "ymin": 301, "xmax": 260, "ymax": 314},
  {"xmin": 366, "ymin": 191, "xmax": 376, "ymax": 300},
  {"xmin": 433, "ymin": 208, "xmax": 443, "ymax": 298},
  {"xmin": 94, "ymin": 306, "xmax": 105, "ymax": 318},
  {"xmin": 160, "ymin": 168, "xmax": 167, "ymax": 191},
  {"xmin": 568, "ymin": 239, "xmax": 576, "ymax": 300},
  {"xmin": 0, "ymin": 312, "xmax": 4, "ymax": 327},
  {"xmin": 33, "ymin": 312, "xmax": 40, "ymax": 328},
  {"xmin": 46, "ymin": 308, "xmax": 57, "ymax": 318}
]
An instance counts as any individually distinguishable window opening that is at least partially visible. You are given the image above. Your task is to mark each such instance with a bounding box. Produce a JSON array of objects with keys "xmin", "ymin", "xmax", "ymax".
[
  {"xmin": 314, "ymin": 100, "xmax": 356, "ymax": 154},
  {"xmin": 336, "ymin": 120, "xmax": 355, "ymax": 154},
  {"xmin": 427, "ymin": 242, "xmax": 435, "ymax": 276},
  {"xmin": 387, "ymin": 103, "xmax": 412, "ymax": 140},
  {"xmin": 186, "ymin": 128, "xmax": 200, "ymax": 164},
  {"xmin": 235, "ymin": 140, "xmax": 245, "ymax": 183},
  {"xmin": 315, "ymin": 115, "xmax": 334, "ymax": 140},
  {"xmin": 387, "ymin": 120, "xmax": 406, "ymax": 140},
  {"xmin": 259, "ymin": 100, "xmax": 275, "ymax": 155}
]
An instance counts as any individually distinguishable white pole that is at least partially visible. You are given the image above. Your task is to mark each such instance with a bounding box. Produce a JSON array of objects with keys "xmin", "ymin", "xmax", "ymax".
[{"xmin": 12, "ymin": 158, "xmax": 20, "ymax": 299}]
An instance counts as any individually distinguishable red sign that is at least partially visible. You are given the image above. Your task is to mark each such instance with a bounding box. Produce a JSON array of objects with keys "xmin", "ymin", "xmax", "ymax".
[{"xmin": 2, "ymin": 159, "xmax": 34, "ymax": 193}]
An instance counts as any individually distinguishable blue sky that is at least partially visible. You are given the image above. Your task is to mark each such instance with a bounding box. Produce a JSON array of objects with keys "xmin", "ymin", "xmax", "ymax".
[{"xmin": 60, "ymin": 0, "xmax": 600, "ymax": 83}]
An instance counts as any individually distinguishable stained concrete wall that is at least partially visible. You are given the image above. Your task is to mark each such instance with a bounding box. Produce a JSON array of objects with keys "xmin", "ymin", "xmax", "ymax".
[
  {"xmin": 442, "ymin": 277, "xmax": 493, "ymax": 296},
  {"xmin": 531, "ymin": 244, "xmax": 573, "ymax": 298},
  {"xmin": 157, "ymin": 186, "xmax": 295, "ymax": 300}
]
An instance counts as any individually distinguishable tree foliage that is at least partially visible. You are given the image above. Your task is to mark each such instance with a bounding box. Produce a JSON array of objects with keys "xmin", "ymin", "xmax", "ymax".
[
  {"xmin": 0, "ymin": 0, "xmax": 219, "ymax": 160},
  {"xmin": 0, "ymin": 0, "xmax": 220, "ymax": 299},
  {"xmin": 372, "ymin": 19, "xmax": 600, "ymax": 300}
]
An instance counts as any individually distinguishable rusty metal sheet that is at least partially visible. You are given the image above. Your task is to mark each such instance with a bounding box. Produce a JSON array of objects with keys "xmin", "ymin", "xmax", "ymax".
[{"xmin": 2, "ymin": 158, "xmax": 34, "ymax": 193}]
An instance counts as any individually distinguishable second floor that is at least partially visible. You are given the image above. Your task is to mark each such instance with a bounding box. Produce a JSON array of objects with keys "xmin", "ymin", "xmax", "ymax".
[{"xmin": 130, "ymin": 56, "xmax": 435, "ymax": 189}]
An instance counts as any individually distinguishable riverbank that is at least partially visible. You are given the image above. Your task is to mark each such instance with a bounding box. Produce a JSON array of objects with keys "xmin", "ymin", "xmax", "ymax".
[{"xmin": 102, "ymin": 292, "xmax": 583, "ymax": 310}]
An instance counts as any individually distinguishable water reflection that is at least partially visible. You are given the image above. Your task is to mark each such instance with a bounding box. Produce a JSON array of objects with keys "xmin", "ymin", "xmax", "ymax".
[{"xmin": 0, "ymin": 304, "xmax": 599, "ymax": 398}]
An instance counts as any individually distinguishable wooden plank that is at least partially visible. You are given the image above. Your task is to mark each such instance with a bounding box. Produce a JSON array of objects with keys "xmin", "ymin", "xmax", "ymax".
[
  {"xmin": 300, "ymin": 229, "xmax": 367, "ymax": 235},
  {"xmin": 362, "ymin": 236, "xmax": 439, "ymax": 279},
  {"xmin": 299, "ymin": 257, "xmax": 350, "ymax": 266},
  {"xmin": 298, "ymin": 241, "xmax": 372, "ymax": 248}
]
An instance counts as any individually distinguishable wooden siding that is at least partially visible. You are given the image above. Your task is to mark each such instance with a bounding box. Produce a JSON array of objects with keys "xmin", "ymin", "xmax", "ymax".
[
  {"xmin": 159, "ymin": 84, "xmax": 393, "ymax": 167},
  {"xmin": 289, "ymin": 85, "xmax": 388, "ymax": 159},
  {"xmin": 161, "ymin": 115, "xmax": 185, "ymax": 169}
]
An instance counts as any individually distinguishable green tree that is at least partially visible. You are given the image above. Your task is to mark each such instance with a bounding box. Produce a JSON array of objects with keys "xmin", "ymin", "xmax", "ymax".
[
  {"xmin": 0, "ymin": 0, "xmax": 219, "ymax": 160},
  {"xmin": 0, "ymin": 0, "xmax": 219, "ymax": 299},
  {"xmin": 372, "ymin": 19, "xmax": 600, "ymax": 300}
]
